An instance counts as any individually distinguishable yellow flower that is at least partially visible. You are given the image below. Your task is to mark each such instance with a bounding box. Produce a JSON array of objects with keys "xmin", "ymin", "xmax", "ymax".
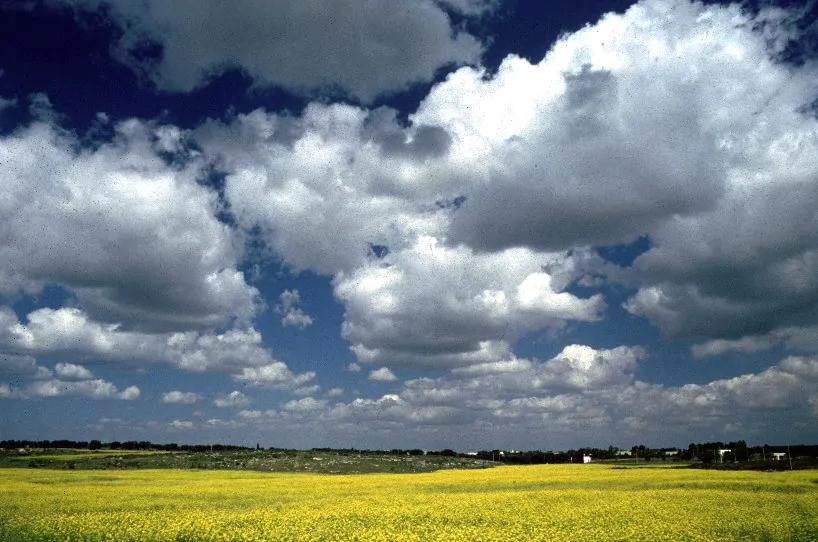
[{"xmin": 0, "ymin": 464, "xmax": 816, "ymax": 541}]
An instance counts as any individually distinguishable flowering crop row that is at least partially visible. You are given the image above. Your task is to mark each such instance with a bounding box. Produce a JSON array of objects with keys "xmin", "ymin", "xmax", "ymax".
[{"xmin": 1, "ymin": 464, "xmax": 816, "ymax": 541}]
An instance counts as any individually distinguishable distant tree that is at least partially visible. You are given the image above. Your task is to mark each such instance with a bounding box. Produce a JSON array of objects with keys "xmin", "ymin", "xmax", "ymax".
[{"xmin": 88, "ymin": 440, "xmax": 102, "ymax": 451}]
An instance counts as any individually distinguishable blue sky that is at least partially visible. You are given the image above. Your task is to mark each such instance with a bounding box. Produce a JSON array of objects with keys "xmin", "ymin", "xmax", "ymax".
[{"xmin": 1, "ymin": 0, "xmax": 817, "ymax": 451}]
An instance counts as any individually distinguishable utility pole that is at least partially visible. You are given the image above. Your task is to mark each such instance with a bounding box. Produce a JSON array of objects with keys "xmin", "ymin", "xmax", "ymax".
[{"xmin": 788, "ymin": 444, "xmax": 793, "ymax": 470}]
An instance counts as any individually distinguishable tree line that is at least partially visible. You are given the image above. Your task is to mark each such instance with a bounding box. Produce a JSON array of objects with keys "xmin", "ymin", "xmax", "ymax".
[
  {"xmin": 2, "ymin": 440, "xmax": 817, "ymax": 462},
  {"xmin": 0, "ymin": 440, "xmax": 250, "ymax": 452}
]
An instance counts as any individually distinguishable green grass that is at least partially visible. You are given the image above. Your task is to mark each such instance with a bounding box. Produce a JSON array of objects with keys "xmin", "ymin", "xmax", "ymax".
[{"xmin": 5, "ymin": 450, "xmax": 169, "ymax": 461}]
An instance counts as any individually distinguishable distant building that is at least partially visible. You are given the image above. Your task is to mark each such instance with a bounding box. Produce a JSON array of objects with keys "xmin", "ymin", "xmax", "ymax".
[
  {"xmin": 582, "ymin": 455, "xmax": 592, "ymax": 464},
  {"xmin": 664, "ymin": 450, "xmax": 679, "ymax": 457},
  {"xmin": 772, "ymin": 452, "xmax": 786, "ymax": 461},
  {"xmin": 615, "ymin": 450, "xmax": 632, "ymax": 457}
]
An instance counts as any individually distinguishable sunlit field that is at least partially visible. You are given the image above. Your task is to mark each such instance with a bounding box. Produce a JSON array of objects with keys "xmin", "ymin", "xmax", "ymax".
[{"xmin": 1, "ymin": 464, "xmax": 816, "ymax": 541}]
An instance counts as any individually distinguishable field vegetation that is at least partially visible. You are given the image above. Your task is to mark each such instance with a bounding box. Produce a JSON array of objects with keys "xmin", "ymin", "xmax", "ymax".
[
  {"xmin": 0, "ymin": 448, "xmax": 492, "ymax": 474},
  {"xmin": 1, "ymin": 463, "xmax": 816, "ymax": 541}
]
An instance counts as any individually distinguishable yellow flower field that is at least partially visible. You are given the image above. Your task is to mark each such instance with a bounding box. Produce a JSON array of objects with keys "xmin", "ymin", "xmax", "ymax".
[{"xmin": 1, "ymin": 464, "xmax": 816, "ymax": 541}]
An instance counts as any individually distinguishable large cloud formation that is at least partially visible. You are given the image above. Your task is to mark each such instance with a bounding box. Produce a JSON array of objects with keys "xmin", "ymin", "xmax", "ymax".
[
  {"xmin": 413, "ymin": 0, "xmax": 818, "ymax": 344},
  {"xmin": 54, "ymin": 0, "xmax": 484, "ymax": 101},
  {"xmin": 0, "ymin": 107, "xmax": 312, "ymax": 394},
  {"xmin": 0, "ymin": 110, "xmax": 259, "ymax": 332},
  {"xmin": 1, "ymin": 0, "xmax": 817, "ymax": 447},
  {"xmin": 196, "ymin": 0, "xmax": 818, "ymax": 373},
  {"xmin": 197, "ymin": 106, "xmax": 607, "ymax": 370},
  {"xmin": 335, "ymin": 240, "xmax": 604, "ymax": 369}
]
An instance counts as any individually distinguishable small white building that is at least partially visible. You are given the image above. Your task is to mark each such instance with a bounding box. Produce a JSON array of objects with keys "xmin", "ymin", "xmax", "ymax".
[
  {"xmin": 717, "ymin": 449, "xmax": 732, "ymax": 463},
  {"xmin": 582, "ymin": 455, "xmax": 592, "ymax": 464},
  {"xmin": 615, "ymin": 450, "xmax": 632, "ymax": 457},
  {"xmin": 664, "ymin": 450, "xmax": 679, "ymax": 457},
  {"xmin": 772, "ymin": 452, "xmax": 786, "ymax": 461}
]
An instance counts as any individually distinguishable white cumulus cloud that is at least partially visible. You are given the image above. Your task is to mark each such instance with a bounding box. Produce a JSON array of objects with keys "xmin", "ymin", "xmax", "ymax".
[
  {"xmin": 0, "ymin": 306, "xmax": 312, "ymax": 376},
  {"xmin": 275, "ymin": 290, "xmax": 314, "ymax": 330},
  {"xmin": 232, "ymin": 362, "xmax": 316, "ymax": 390},
  {"xmin": 0, "ymin": 114, "xmax": 259, "ymax": 332},
  {"xmin": 369, "ymin": 368, "xmax": 398, "ymax": 382},
  {"xmin": 3, "ymin": 379, "xmax": 140, "ymax": 401},
  {"xmin": 161, "ymin": 391, "xmax": 202, "ymax": 404},
  {"xmin": 54, "ymin": 362, "xmax": 93, "ymax": 381},
  {"xmin": 213, "ymin": 391, "xmax": 251, "ymax": 409}
]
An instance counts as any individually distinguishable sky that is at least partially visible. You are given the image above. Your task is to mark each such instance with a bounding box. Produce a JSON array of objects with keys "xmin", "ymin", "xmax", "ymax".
[{"xmin": 1, "ymin": 0, "xmax": 817, "ymax": 451}]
